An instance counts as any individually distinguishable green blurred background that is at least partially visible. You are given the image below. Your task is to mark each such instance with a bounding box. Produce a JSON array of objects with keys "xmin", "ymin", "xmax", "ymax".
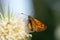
[
  {"xmin": 0, "ymin": 0, "xmax": 60, "ymax": 40},
  {"xmin": 31, "ymin": 0, "xmax": 57, "ymax": 40}
]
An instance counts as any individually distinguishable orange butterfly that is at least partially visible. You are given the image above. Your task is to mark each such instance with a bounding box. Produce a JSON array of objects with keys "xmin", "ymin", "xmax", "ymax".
[{"xmin": 21, "ymin": 13, "xmax": 47, "ymax": 32}]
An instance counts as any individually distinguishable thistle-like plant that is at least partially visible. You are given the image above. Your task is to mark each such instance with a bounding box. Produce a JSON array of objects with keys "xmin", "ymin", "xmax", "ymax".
[{"xmin": 0, "ymin": 3, "xmax": 32, "ymax": 40}]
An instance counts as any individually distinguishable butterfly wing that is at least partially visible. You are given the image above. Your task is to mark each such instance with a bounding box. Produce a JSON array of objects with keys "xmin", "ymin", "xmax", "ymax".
[
  {"xmin": 28, "ymin": 16, "xmax": 36, "ymax": 32},
  {"xmin": 33, "ymin": 18, "xmax": 47, "ymax": 32},
  {"xmin": 28, "ymin": 16, "xmax": 46, "ymax": 32},
  {"xmin": 28, "ymin": 20, "xmax": 33, "ymax": 31}
]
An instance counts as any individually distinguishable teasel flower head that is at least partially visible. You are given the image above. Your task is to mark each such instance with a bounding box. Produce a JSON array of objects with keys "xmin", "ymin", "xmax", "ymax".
[{"xmin": 0, "ymin": 3, "xmax": 32, "ymax": 40}]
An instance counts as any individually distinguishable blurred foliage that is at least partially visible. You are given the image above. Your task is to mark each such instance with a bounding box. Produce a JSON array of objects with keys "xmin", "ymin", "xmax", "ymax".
[{"xmin": 31, "ymin": 0, "xmax": 56, "ymax": 40}]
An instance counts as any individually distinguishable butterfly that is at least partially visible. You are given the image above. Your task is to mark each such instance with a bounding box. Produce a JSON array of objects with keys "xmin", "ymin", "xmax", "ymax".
[
  {"xmin": 21, "ymin": 13, "xmax": 47, "ymax": 32},
  {"xmin": 28, "ymin": 16, "xmax": 47, "ymax": 32}
]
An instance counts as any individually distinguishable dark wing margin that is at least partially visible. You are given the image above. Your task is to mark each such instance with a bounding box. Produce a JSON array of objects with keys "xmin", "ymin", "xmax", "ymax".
[{"xmin": 28, "ymin": 19, "xmax": 33, "ymax": 31}]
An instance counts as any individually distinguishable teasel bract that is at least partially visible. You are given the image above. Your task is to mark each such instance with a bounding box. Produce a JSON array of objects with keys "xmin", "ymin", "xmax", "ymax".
[{"xmin": 0, "ymin": 3, "xmax": 32, "ymax": 40}]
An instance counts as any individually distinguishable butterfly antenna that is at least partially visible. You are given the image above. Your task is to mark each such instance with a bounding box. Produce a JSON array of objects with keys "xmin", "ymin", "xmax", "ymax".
[
  {"xmin": 21, "ymin": 13, "xmax": 28, "ymax": 16},
  {"xmin": 21, "ymin": 13, "xmax": 31, "ymax": 18}
]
